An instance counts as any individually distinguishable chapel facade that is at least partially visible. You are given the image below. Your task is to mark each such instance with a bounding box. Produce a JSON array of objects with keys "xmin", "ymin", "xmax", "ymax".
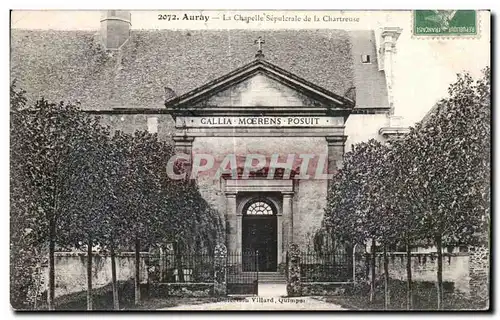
[{"xmin": 11, "ymin": 10, "xmax": 408, "ymax": 271}]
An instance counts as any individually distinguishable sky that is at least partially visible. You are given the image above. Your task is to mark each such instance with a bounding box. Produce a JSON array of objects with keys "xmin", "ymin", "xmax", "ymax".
[{"xmin": 10, "ymin": 10, "xmax": 491, "ymax": 126}]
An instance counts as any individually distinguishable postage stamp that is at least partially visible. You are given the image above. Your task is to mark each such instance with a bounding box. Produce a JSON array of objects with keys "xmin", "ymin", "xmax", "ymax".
[
  {"xmin": 413, "ymin": 10, "xmax": 478, "ymax": 37},
  {"xmin": 10, "ymin": 10, "xmax": 490, "ymax": 312}
]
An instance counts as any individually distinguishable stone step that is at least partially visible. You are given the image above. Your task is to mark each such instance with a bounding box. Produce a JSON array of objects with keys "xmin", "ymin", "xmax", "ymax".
[
  {"xmin": 258, "ymin": 274, "xmax": 285, "ymax": 278},
  {"xmin": 258, "ymin": 272, "xmax": 283, "ymax": 275},
  {"xmin": 259, "ymin": 280, "xmax": 286, "ymax": 284},
  {"xmin": 233, "ymin": 272, "xmax": 286, "ymax": 283},
  {"xmin": 257, "ymin": 272, "xmax": 286, "ymax": 283}
]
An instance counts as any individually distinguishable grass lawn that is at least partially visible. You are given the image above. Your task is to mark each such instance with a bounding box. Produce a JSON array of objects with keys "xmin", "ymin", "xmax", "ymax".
[
  {"xmin": 324, "ymin": 280, "xmax": 488, "ymax": 311},
  {"xmin": 33, "ymin": 280, "xmax": 220, "ymax": 311},
  {"xmin": 122, "ymin": 296, "xmax": 220, "ymax": 311}
]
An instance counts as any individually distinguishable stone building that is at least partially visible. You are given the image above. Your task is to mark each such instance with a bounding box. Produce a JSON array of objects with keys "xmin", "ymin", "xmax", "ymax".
[{"xmin": 11, "ymin": 10, "xmax": 407, "ymax": 272}]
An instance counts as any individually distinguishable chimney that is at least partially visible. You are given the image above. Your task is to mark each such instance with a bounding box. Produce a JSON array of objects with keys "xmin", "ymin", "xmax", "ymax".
[
  {"xmin": 378, "ymin": 27, "xmax": 402, "ymax": 114},
  {"xmin": 100, "ymin": 10, "xmax": 131, "ymax": 50}
]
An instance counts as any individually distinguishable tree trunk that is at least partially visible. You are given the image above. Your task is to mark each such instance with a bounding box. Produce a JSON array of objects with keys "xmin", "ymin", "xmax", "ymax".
[
  {"xmin": 365, "ymin": 252, "xmax": 370, "ymax": 280},
  {"xmin": 436, "ymin": 236, "xmax": 444, "ymax": 310},
  {"xmin": 110, "ymin": 244, "xmax": 119, "ymax": 310},
  {"xmin": 47, "ymin": 220, "xmax": 55, "ymax": 311},
  {"xmin": 86, "ymin": 237, "xmax": 93, "ymax": 310},
  {"xmin": 48, "ymin": 176, "xmax": 60, "ymax": 311},
  {"xmin": 370, "ymin": 239, "xmax": 376, "ymax": 303},
  {"xmin": 383, "ymin": 245, "xmax": 390, "ymax": 309},
  {"xmin": 134, "ymin": 235, "xmax": 141, "ymax": 305},
  {"xmin": 406, "ymin": 241, "xmax": 413, "ymax": 310}
]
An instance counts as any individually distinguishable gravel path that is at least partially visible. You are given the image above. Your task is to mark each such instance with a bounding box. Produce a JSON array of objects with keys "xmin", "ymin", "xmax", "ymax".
[{"xmin": 161, "ymin": 296, "xmax": 347, "ymax": 311}]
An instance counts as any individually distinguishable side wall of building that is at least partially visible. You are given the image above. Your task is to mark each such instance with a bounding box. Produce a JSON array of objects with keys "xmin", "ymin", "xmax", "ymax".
[
  {"xmin": 344, "ymin": 114, "xmax": 389, "ymax": 151},
  {"xmin": 96, "ymin": 113, "xmax": 175, "ymax": 142}
]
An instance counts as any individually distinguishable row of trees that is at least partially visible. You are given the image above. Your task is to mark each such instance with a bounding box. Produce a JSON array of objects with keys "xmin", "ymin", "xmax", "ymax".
[
  {"xmin": 10, "ymin": 84, "xmax": 223, "ymax": 310},
  {"xmin": 322, "ymin": 68, "xmax": 490, "ymax": 309}
]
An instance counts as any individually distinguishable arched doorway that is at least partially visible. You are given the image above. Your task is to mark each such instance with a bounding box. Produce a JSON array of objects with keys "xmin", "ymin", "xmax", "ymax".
[{"xmin": 242, "ymin": 198, "xmax": 278, "ymax": 271}]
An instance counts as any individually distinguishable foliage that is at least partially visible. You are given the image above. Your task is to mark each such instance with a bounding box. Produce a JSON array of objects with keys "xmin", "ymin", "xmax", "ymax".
[
  {"xmin": 324, "ymin": 67, "xmax": 490, "ymax": 249},
  {"xmin": 323, "ymin": 139, "xmax": 396, "ymax": 247},
  {"xmin": 10, "ymin": 84, "xmax": 43, "ymax": 309},
  {"xmin": 408, "ymin": 67, "xmax": 490, "ymax": 246},
  {"xmin": 57, "ymin": 119, "xmax": 113, "ymax": 250},
  {"xmin": 10, "ymin": 81, "xmax": 223, "ymax": 309},
  {"xmin": 10, "ymin": 84, "xmax": 94, "ymax": 309},
  {"xmin": 322, "ymin": 68, "xmax": 490, "ymax": 308},
  {"xmin": 107, "ymin": 130, "xmax": 222, "ymax": 253}
]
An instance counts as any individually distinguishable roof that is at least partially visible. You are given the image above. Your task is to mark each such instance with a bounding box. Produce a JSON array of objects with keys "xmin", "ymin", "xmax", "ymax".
[
  {"xmin": 10, "ymin": 29, "xmax": 389, "ymax": 111},
  {"xmin": 165, "ymin": 58, "xmax": 354, "ymax": 116},
  {"xmin": 420, "ymin": 103, "xmax": 441, "ymax": 124}
]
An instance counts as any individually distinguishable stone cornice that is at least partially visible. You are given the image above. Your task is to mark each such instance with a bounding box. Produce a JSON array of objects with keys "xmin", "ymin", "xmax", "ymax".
[
  {"xmin": 379, "ymin": 126, "xmax": 410, "ymax": 139},
  {"xmin": 225, "ymin": 179, "xmax": 294, "ymax": 193},
  {"xmin": 325, "ymin": 136, "xmax": 348, "ymax": 146},
  {"xmin": 174, "ymin": 127, "xmax": 345, "ymax": 138},
  {"xmin": 83, "ymin": 107, "xmax": 388, "ymax": 116}
]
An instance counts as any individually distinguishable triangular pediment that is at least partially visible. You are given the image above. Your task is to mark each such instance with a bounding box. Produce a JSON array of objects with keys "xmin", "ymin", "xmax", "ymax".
[
  {"xmin": 201, "ymin": 73, "xmax": 326, "ymax": 107},
  {"xmin": 165, "ymin": 59, "xmax": 354, "ymax": 116}
]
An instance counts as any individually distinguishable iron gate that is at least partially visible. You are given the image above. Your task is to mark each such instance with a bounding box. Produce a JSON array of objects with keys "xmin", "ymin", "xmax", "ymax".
[
  {"xmin": 226, "ymin": 251, "xmax": 259, "ymax": 295},
  {"xmin": 300, "ymin": 252, "xmax": 354, "ymax": 282}
]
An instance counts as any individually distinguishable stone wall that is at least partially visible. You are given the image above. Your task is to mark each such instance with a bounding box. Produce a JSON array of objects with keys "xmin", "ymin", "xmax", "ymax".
[
  {"xmin": 361, "ymin": 252, "xmax": 470, "ymax": 294},
  {"xmin": 40, "ymin": 252, "xmax": 149, "ymax": 298},
  {"xmin": 288, "ymin": 248, "xmax": 472, "ymax": 297},
  {"xmin": 293, "ymin": 179, "xmax": 328, "ymax": 249}
]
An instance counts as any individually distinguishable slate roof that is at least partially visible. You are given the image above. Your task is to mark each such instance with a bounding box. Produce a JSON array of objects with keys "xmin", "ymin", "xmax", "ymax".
[{"xmin": 10, "ymin": 29, "xmax": 389, "ymax": 111}]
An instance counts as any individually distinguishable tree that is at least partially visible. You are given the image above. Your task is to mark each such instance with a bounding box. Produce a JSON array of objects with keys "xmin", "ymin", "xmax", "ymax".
[
  {"xmin": 406, "ymin": 68, "xmax": 490, "ymax": 309},
  {"xmin": 385, "ymin": 134, "xmax": 427, "ymax": 310},
  {"xmin": 324, "ymin": 139, "xmax": 396, "ymax": 305},
  {"xmin": 10, "ymin": 83, "xmax": 97, "ymax": 309},
  {"xmin": 10, "ymin": 84, "xmax": 44, "ymax": 309},
  {"xmin": 57, "ymin": 118, "xmax": 114, "ymax": 310},
  {"xmin": 11, "ymin": 83, "xmax": 224, "ymax": 310},
  {"xmin": 102, "ymin": 134, "xmax": 129, "ymax": 310},
  {"xmin": 111, "ymin": 130, "xmax": 171, "ymax": 304},
  {"xmin": 99, "ymin": 129, "xmax": 222, "ymax": 306},
  {"xmin": 375, "ymin": 144, "xmax": 401, "ymax": 310}
]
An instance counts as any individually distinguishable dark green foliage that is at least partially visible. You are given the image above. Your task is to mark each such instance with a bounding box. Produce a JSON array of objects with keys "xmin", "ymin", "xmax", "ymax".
[
  {"xmin": 324, "ymin": 67, "xmax": 490, "ymax": 247},
  {"xmin": 10, "ymin": 83, "xmax": 97, "ymax": 309},
  {"xmin": 10, "ymin": 82, "xmax": 223, "ymax": 309},
  {"xmin": 322, "ymin": 68, "xmax": 490, "ymax": 309},
  {"xmin": 10, "ymin": 83, "xmax": 42, "ymax": 309}
]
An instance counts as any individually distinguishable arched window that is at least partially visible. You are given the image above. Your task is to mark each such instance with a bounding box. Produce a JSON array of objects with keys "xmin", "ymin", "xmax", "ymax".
[{"xmin": 245, "ymin": 201, "xmax": 274, "ymax": 216}]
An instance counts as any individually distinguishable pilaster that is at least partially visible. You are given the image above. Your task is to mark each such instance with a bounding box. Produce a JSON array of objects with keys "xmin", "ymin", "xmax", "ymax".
[
  {"xmin": 325, "ymin": 136, "xmax": 347, "ymax": 185},
  {"xmin": 380, "ymin": 27, "xmax": 402, "ymax": 114},
  {"xmin": 173, "ymin": 136, "xmax": 194, "ymax": 155},
  {"xmin": 282, "ymin": 192, "xmax": 294, "ymax": 250},
  {"xmin": 225, "ymin": 192, "xmax": 238, "ymax": 254}
]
